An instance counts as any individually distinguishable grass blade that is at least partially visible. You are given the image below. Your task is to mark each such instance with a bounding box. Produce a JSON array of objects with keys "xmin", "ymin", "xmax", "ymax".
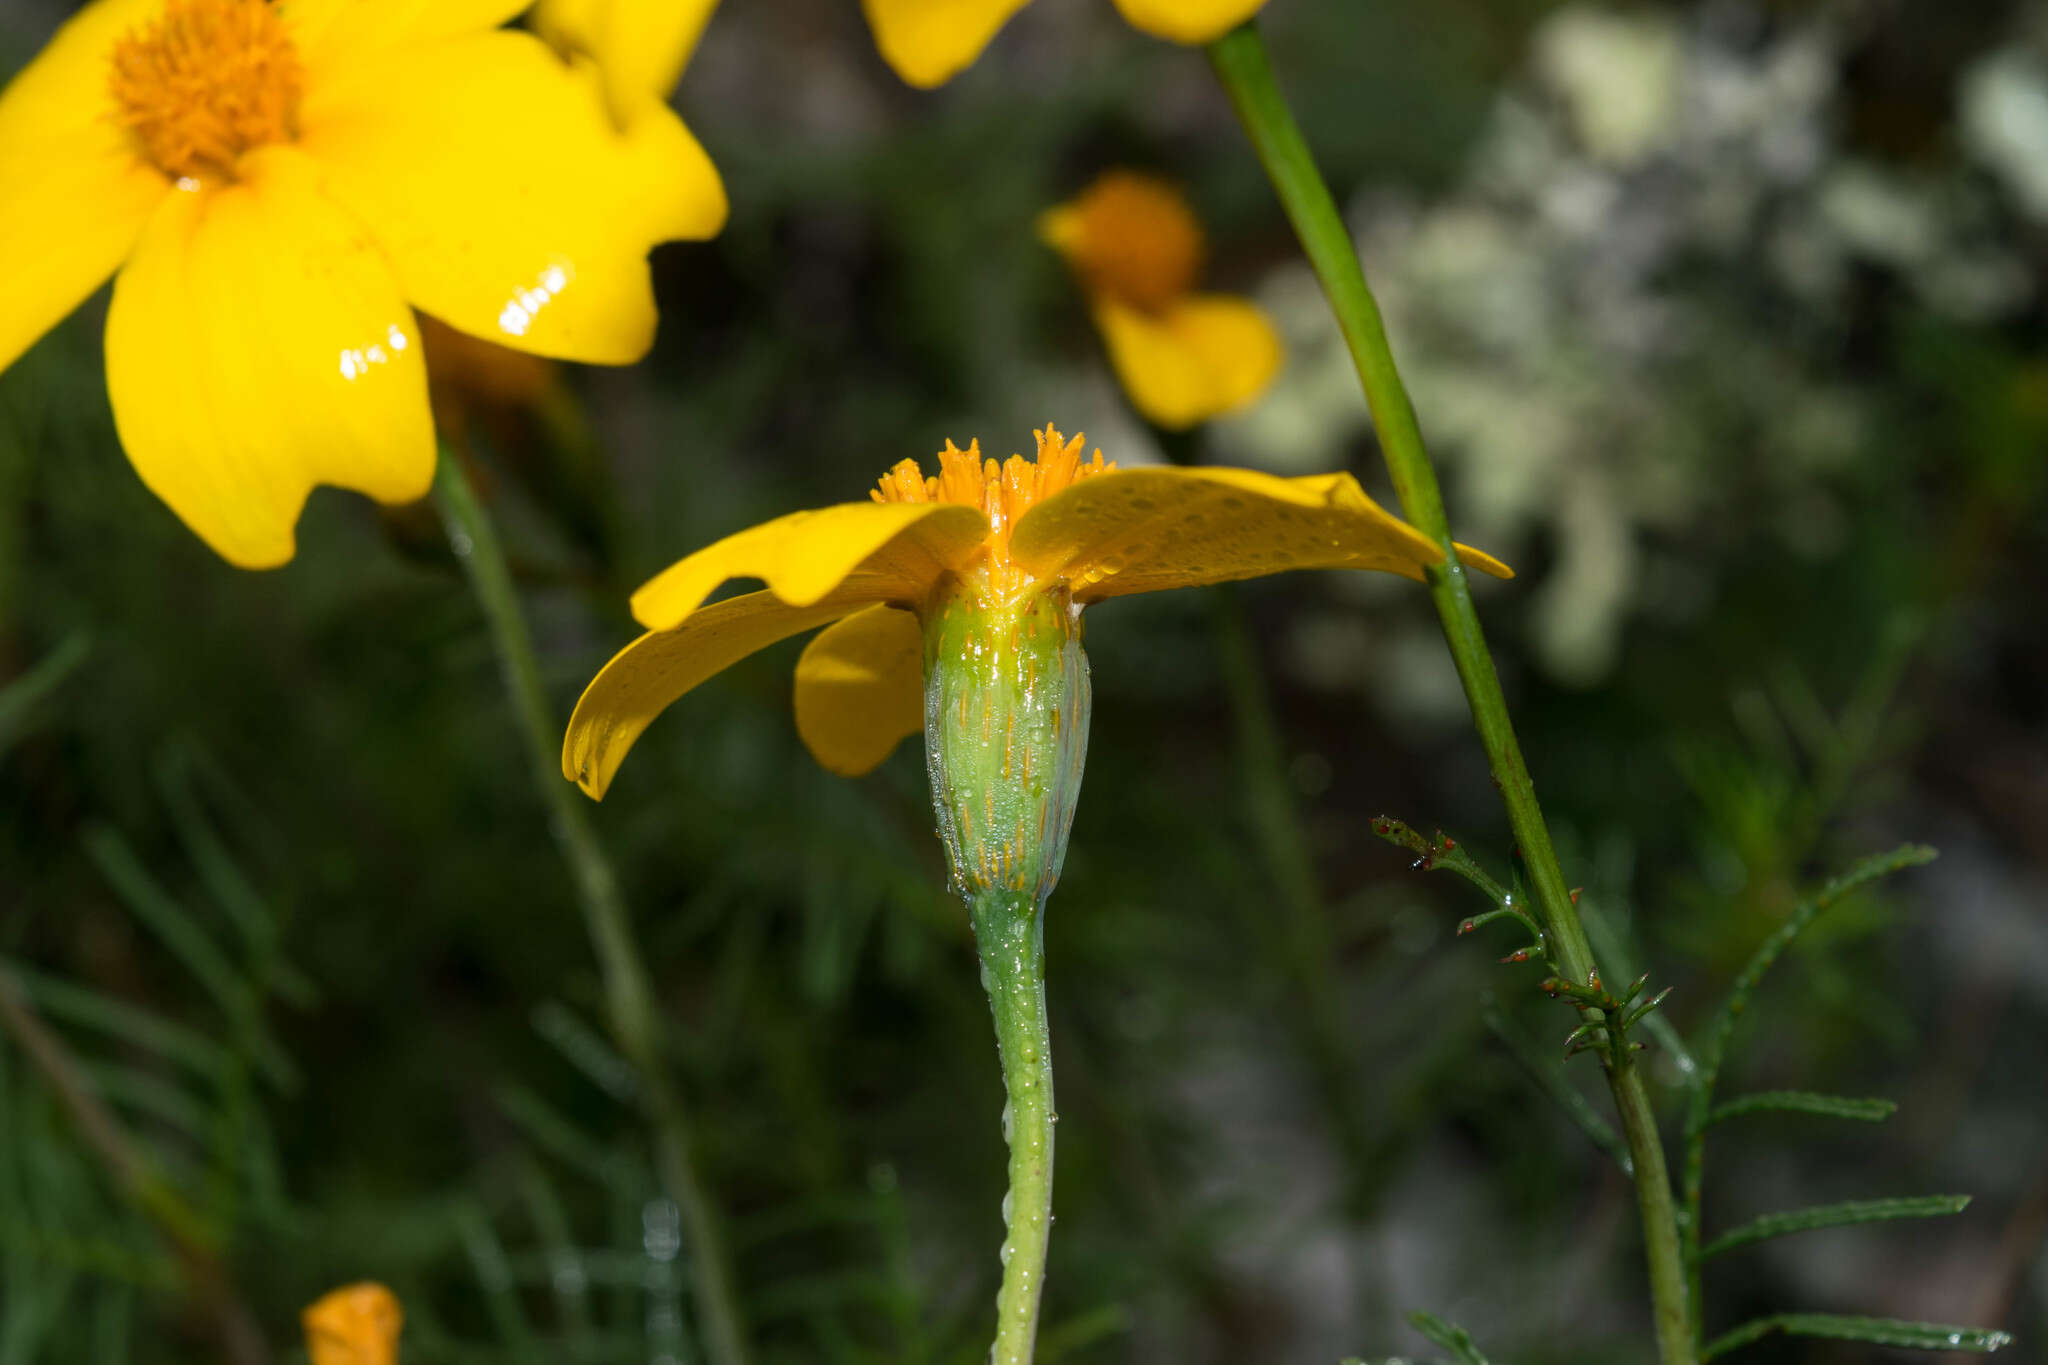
[
  {"xmin": 0, "ymin": 632, "xmax": 90, "ymax": 754},
  {"xmin": 1406, "ymin": 1311, "xmax": 1494, "ymax": 1365},
  {"xmin": 1705, "ymin": 1091, "xmax": 1897, "ymax": 1128},
  {"xmin": 1702, "ymin": 1313, "xmax": 2012, "ymax": 1358},
  {"xmin": 1702, "ymin": 1195, "xmax": 1970, "ymax": 1260}
]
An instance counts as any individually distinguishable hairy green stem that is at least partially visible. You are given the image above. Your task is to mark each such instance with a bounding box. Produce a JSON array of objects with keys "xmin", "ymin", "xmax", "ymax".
[
  {"xmin": 1209, "ymin": 24, "xmax": 1696, "ymax": 1364},
  {"xmin": 432, "ymin": 450, "xmax": 751, "ymax": 1365},
  {"xmin": 970, "ymin": 887, "xmax": 1056, "ymax": 1365}
]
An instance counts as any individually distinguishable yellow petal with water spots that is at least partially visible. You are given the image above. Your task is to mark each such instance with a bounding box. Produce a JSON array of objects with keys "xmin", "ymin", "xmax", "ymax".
[
  {"xmin": 1010, "ymin": 465, "xmax": 1466, "ymax": 600},
  {"xmin": 565, "ymin": 589, "xmax": 883, "ymax": 799},
  {"xmin": 283, "ymin": 0, "xmax": 528, "ymax": 76},
  {"xmin": 302, "ymin": 1282, "xmax": 402, "ymax": 1365},
  {"xmin": 860, "ymin": 0, "xmax": 1032, "ymax": 88},
  {"xmin": 628, "ymin": 501, "xmax": 988, "ymax": 630},
  {"xmin": 301, "ymin": 31, "xmax": 724, "ymax": 366},
  {"xmin": 1094, "ymin": 294, "xmax": 1283, "ymax": 431},
  {"xmin": 533, "ymin": 0, "xmax": 720, "ymax": 121},
  {"xmin": 794, "ymin": 605, "xmax": 925, "ymax": 777},
  {"xmin": 104, "ymin": 149, "xmax": 433, "ymax": 568},
  {"xmin": 1109, "ymin": 0, "xmax": 1267, "ymax": 44},
  {"xmin": 0, "ymin": 0, "xmax": 169, "ymax": 374}
]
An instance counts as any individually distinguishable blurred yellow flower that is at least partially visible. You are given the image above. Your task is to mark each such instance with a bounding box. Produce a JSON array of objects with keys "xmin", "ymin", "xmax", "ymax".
[
  {"xmin": 1041, "ymin": 171, "xmax": 1283, "ymax": 430},
  {"xmin": 864, "ymin": 0, "xmax": 1267, "ymax": 88},
  {"xmin": 303, "ymin": 1282, "xmax": 402, "ymax": 1365},
  {"xmin": 531, "ymin": 0, "xmax": 719, "ymax": 127},
  {"xmin": 563, "ymin": 424, "xmax": 1509, "ymax": 795},
  {"xmin": 0, "ymin": 0, "xmax": 726, "ymax": 567}
]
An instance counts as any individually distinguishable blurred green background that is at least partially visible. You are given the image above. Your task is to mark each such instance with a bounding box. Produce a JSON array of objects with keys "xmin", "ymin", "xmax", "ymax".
[{"xmin": 3, "ymin": 0, "xmax": 2045, "ymax": 1361}]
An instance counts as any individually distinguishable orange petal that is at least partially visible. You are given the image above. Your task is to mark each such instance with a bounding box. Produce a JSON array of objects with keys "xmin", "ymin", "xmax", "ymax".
[
  {"xmin": 303, "ymin": 1282, "xmax": 402, "ymax": 1365},
  {"xmin": 300, "ymin": 31, "xmax": 724, "ymax": 365},
  {"xmin": 564, "ymin": 588, "xmax": 883, "ymax": 799},
  {"xmin": 0, "ymin": 0, "xmax": 169, "ymax": 373},
  {"xmin": 627, "ymin": 501, "xmax": 988, "ymax": 630},
  {"xmin": 794, "ymin": 605, "xmax": 925, "ymax": 777},
  {"xmin": 103, "ymin": 148, "xmax": 433, "ymax": 568}
]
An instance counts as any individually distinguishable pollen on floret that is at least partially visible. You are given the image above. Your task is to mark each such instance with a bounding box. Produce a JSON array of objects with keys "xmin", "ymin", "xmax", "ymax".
[
  {"xmin": 110, "ymin": 0, "xmax": 304, "ymax": 182},
  {"xmin": 871, "ymin": 424, "xmax": 1112, "ymax": 592},
  {"xmin": 1039, "ymin": 172, "xmax": 1204, "ymax": 313}
]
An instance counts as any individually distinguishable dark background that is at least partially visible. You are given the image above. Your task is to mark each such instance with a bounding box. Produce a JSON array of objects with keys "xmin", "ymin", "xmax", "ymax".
[{"xmin": 2, "ymin": 0, "xmax": 2044, "ymax": 1361}]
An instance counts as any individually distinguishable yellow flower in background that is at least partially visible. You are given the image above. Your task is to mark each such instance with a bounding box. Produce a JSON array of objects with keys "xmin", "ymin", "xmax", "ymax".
[
  {"xmin": 0, "ymin": 0, "xmax": 727, "ymax": 568},
  {"xmin": 864, "ymin": 0, "xmax": 1268, "ymax": 89},
  {"xmin": 563, "ymin": 424, "xmax": 1510, "ymax": 797},
  {"xmin": 1041, "ymin": 171, "xmax": 1283, "ymax": 430},
  {"xmin": 303, "ymin": 1282, "xmax": 402, "ymax": 1365},
  {"xmin": 532, "ymin": 0, "xmax": 720, "ymax": 126}
]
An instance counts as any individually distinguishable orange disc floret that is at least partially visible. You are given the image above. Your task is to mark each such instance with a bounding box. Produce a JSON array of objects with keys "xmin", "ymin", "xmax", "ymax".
[
  {"xmin": 110, "ymin": 0, "xmax": 303, "ymax": 182},
  {"xmin": 872, "ymin": 425, "xmax": 1112, "ymax": 594},
  {"xmin": 1039, "ymin": 173, "xmax": 1204, "ymax": 313}
]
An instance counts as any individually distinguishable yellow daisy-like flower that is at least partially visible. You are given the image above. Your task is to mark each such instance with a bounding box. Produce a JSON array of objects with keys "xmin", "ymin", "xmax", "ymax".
[
  {"xmin": 0, "ymin": 0, "xmax": 726, "ymax": 568},
  {"xmin": 531, "ymin": 0, "xmax": 719, "ymax": 127},
  {"xmin": 563, "ymin": 424, "xmax": 1510, "ymax": 798},
  {"xmin": 1041, "ymin": 171, "xmax": 1283, "ymax": 430},
  {"xmin": 864, "ymin": 0, "xmax": 1268, "ymax": 89},
  {"xmin": 303, "ymin": 1282, "xmax": 402, "ymax": 1365}
]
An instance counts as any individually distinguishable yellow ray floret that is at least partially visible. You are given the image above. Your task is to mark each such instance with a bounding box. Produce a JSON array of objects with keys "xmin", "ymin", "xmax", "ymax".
[
  {"xmin": 564, "ymin": 425, "xmax": 1510, "ymax": 798},
  {"xmin": 303, "ymin": 1282, "xmax": 402, "ymax": 1365},
  {"xmin": 1042, "ymin": 172, "xmax": 1283, "ymax": 429},
  {"xmin": 532, "ymin": 0, "xmax": 721, "ymax": 127},
  {"xmin": 0, "ymin": 0, "xmax": 725, "ymax": 567},
  {"xmin": 861, "ymin": 0, "xmax": 1268, "ymax": 88}
]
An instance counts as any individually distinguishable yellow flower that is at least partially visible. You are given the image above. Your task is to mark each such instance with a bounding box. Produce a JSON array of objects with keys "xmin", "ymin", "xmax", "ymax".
[
  {"xmin": 864, "ymin": 0, "xmax": 1268, "ymax": 89},
  {"xmin": 303, "ymin": 1282, "xmax": 402, "ymax": 1365},
  {"xmin": 0, "ymin": 0, "xmax": 726, "ymax": 568},
  {"xmin": 563, "ymin": 424, "xmax": 1510, "ymax": 797},
  {"xmin": 530, "ymin": 0, "xmax": 720, "ymax": 127},
  {"xmin": 1041, "ymin": 171, "xmax": 1283, "ymax": 430}
]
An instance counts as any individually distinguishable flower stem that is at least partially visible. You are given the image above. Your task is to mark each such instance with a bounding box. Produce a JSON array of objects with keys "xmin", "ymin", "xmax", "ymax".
[
  {"xmin": 431, "ymin": 448, "xmax": 751, "ymax": 1365},
  {"xmin": 968, "ymin": 886, "xmax": 1056, "ymax": 1365},
  {"xmin": 1208, "ymin": 24, "xmax": 1696, "ymax": 1364}
]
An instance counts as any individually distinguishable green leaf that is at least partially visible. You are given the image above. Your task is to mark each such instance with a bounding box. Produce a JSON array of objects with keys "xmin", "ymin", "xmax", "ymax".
[
  {"xmin": 1705, "ymin": 1091, "xmax": 1897, "ymax": 1127},
  {"xmin": 1702, "ymin": 1195, "xmax": 1969, "ymax": 1259},
  {"xmin": 1702, "ymin": 1313, "xmax": 2012, "ymax": 1358},
  {"xmin": 1406, "ymin": 1311, "xmax": 1494, "ymax": 1365}
]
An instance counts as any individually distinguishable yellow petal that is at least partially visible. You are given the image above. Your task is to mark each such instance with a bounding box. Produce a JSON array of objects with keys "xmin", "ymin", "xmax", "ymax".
[
  {"xmin": 1109, "ymin": 0, "xmax": 1267, "ymax": 44},
  {"xmin": 793, "ymin": 605, "xmax": 925, "ymax": 777},
  {"xmin": 1010, "ymin": 465, "xmax": 1457, "ymax": 600},
  {"xmin": 302, "ymin": 1282, "xmax": 402, "ymax": 1365},
  {"xmin": 533, "ymin": 0, "xmax": 721, "ymax": 120},
  {"xmin": 104, "ymin": 149, "xmax": 434, "ymax": 568},
  {"xmin": 300, "ymin": 31, "xmax": 725, "ymax": 366},
  {"xmin": 860, "ymin": 0, "xmax": 1033, "ymax": 88},
  {"xmin": 0, "ymin": 0, "xmax": 169, "ymax": 373},
  {"xmin": 283, "ymin": 0, "xmax": 528, "ymax": 76},
  {"xmin": 628, "ymin": 501, "xmax": 988, "ymax": 630},
  {"xmin": 565, "ymin": 588, "xmax": 883, "ymax": 799},
  {"xmin": 1094, "ymin": 294, "xmax": 1283, "ymax": 430},
  {"xmin": 1452, "ymin": 542, "xmax": 1515, "ymax": 579}
]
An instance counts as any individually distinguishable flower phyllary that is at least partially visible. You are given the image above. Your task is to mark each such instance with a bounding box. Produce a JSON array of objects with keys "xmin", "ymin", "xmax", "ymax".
[
  {"xmin": 864, "ymin": 0, "xmax": 1268, "ymax": 88},
  {"xmin": 1042, "ymin": 171, "xmax": 1283, "ymax": 429},
  {"xmin": 0, "ymin": 0, "xmax": 726, "ymax": 567},
  {"xmin": 303, "ymin": 1282, "xmax": 401, "ymax": 1365},
  {"xmin": 564, "ymin": 425, "xmax": 1507, "ymax": 1360}
]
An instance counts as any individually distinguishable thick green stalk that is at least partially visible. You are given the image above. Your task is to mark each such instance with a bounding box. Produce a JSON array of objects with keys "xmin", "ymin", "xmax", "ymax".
[
  {"xmin": 432, "ymin": 450, "xmax": 751, "ymax": 1365},
  {"xmin": 970, "ymin": 886, "xmax": 1057, "ymax": 1365},
  {"xmin": 1209, "ymin": 24, "xmax": 1696, "ymax": 1365}
]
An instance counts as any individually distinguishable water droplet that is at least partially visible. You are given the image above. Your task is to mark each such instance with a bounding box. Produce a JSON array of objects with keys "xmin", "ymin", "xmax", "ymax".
[
  {"xmin": 1000, "ymin": 1103, "xmax": 1013, "ymax": 1142},
  {"xmin": 1000, "ymin": 1190, "xmax": 1014, "ymax": 1223}
]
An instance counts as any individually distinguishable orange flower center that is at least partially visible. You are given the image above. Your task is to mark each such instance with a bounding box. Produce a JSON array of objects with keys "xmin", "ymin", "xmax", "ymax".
[
  {"xmin": 1040, "ymin": 172, "xmax": 1204, "ymax": 313},
  {"xmin": 872, "ymin": 424, "xmax": 1114, "ymax": 597},
  {"xmin": 110, "ymin": 0, "xmax": 303, "ymax": 181}
]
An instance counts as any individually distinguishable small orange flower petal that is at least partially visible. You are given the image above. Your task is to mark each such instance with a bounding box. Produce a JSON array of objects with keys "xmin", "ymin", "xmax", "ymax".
[{"xmin": 303, "ymin": 1282, "xmax": 402, "ymax": 1365}]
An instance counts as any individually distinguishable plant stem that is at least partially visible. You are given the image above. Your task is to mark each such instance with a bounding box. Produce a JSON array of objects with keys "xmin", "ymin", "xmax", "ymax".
[
  {"xmin": 968, "ymin": 886, "xmax": 1056, "ymax": 1365},
  {"xmin": 432, "ymin": 449, "xmax": 752, "ymax": 1365},
  {"xmin": 1209, "ymin": 24, "xmax": 1696, "ymax": 1364},
  {"xmin": 0, "ymin": 969, "xmax": 269, "ymax": 1365}
]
